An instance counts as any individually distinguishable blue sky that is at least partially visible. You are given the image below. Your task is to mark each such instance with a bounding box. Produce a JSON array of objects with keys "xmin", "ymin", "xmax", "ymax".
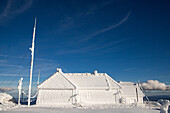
[{"xmin": 0, "ymin": 0, "xmax": 170, "ymax": 91}]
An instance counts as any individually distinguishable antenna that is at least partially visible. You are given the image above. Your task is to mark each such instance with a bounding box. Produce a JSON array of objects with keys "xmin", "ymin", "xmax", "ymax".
[
  {"xmin": 28, "ymin": 18, "xmax": 37, "ymax": 106},
  {"xmin": 37, "ymin": 69, "xmax": 40, "ymax": 85}
]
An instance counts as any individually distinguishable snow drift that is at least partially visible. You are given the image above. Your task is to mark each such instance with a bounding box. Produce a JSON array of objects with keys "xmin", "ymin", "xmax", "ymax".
[{"xmin": 0, "ymin": 93, "xmax": 16, "ymax": 111}]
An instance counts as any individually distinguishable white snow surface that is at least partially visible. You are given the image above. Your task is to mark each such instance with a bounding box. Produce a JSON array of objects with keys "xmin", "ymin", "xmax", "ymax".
[
  {"xmin": 119, "ymin": 82, "xmax": 144, "ymax": 96},
  {"xmin": 64, "ymin": 73, "xmax": 120, "ymax": 89},
  {"xmin": 0, "ymin": 93, "xmax": 16, "ymax": 111},
  {"xmin": 38, "ymin": 71, "xmax": 120, "ymax": 89},
  {"xmin": 0, "ymin": 105, "xmax": 159, "ymax": 113}
]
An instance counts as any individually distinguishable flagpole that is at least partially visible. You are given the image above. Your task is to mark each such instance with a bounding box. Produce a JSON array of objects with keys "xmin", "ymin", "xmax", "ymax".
[{"xmin": 28, "ymin": 18, "xmax": 36, "ymax": 106}]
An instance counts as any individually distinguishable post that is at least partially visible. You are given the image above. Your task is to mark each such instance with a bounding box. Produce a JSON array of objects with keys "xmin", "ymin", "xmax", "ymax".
[
  {"xmin": 18, "ymin": 78, "xmax": 23, "ymax": 105},
  {"xmin": 28, "ymin": 18, "xmax": 36, "ymax": 106}
]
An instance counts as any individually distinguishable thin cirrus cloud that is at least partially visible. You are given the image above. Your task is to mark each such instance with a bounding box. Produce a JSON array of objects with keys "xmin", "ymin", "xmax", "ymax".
[
  {"xmin": 0, "ymin": 54, "xmax": 8, "ymax": 57},
  {"xmin": 0, "ymin": 0, "xmax": 32, "ymax": 24},
  {"xmin": 0, "ymin": 64, "xmax": 23, "ymax": 68},
  {"xmin": 57, "ymin": 39, "xmax": 126, "ymax": 55},
  {"xmin": 0, "ymin": 60, "xmax": 7, "ymax": 63},
  {"xmin": 0, "ymin": 74, "xmax": 21, "ymax": 77},
  {"xmin": 61, "ymin": 11, "xmax": 131, "ymax": 55},
  {"xmin": 59, "ymin": 1, "xmax": 115, "ymax": 31},
  {"xmin": 84, "ymin": 11, "xmax": 131, "ymax": 41},
  {"xmin": 70, "ymin": 11, "xmax": 131, "ymax": 45},
  {"xmin": 0, "ymin": 54, "xmax": 55, "ymax": 62}
]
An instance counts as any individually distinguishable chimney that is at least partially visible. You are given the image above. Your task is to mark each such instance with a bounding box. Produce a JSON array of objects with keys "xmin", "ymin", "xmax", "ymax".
[
  {"xmin": 94, "ymin": 70, "xmax": 98, "ymax": 75},
  {"xmin": 57, "ymin": 68, "xmax": 62, "ymax": 73}
]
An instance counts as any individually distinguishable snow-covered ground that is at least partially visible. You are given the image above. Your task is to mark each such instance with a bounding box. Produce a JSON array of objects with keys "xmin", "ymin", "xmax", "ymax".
[
  {"xmin": 1, "ymin": 106, "xmax": 160, "ymax": 113},
  {"xmin": 0, "ymin": 105, "xmax": 159, "ymax": 113},
  {"xmin": 0, "ymin": 93, "xmax": 168, "ymax": 113},
  {"xmin": 0, "ymin": 93, "xmax": 16, "ymax": 111}
]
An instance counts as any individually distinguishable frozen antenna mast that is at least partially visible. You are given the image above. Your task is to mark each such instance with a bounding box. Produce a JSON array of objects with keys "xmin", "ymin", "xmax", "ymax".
[{"xmin": 28, "ymin": 18, "xmax": 37, "ymax": 106}]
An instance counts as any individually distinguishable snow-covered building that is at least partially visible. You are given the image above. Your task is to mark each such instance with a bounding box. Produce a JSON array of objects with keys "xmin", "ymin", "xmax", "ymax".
[
  {"xmin": 36, "ymin": 68, "xmax": 145, "ymax": 106},
  {"xmin": 36, "ymin": 69, "xmax": 122, "ymax": 106},
  {"xmin": 118, "ymin": 82, "xmax": 145, "ymax": 105}
]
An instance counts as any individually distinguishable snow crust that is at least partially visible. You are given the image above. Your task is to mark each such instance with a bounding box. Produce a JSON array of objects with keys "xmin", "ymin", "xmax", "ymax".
[
  {"xmin": 39, "ymin": 71, "xmax": 120, "ymax": 89},
  {"xmin": 0, "ymin": 92, "xmax": 165, "ymax": 113},
  {"xmin": 64, "ymin": 73, "xmax": 120, "ymax": 89},
  {"xmin": 144, "ymin": 100, "xmax": 170, "ymax": 113},
  {"xmin": 0, "ymin": 105, "xmax": 159, "ymax": 113}
]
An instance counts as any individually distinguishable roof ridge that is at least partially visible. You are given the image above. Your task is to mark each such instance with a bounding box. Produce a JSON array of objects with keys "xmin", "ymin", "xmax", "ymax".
[{"xmin": 64, "ymin": 73, "xmax": 105, "ymax": 76}]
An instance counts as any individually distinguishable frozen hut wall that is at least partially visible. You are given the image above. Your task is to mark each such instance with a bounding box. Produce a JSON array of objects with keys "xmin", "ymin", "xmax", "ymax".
[
  {"xmin": 36, "ymin": 69, "xmax": 122, "ymax": 106},
  {"xmin": 118, "ymin": 82, "xmax": 145, "ymax": 105}
]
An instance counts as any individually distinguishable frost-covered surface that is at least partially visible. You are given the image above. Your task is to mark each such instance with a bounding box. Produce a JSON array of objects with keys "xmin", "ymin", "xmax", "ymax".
[
  {"xmin": 38, "ymin": 70, "xmax": 120, "ymax": 89},
  {"xmin": 144, "ymin": 100, "xmax": 170, "ymax": 113},
  {"xmin": 0, "ymin": 105, "xmax": 160, "ymax": 113},
  {"xmin": 64, "ymin": 72, "xmax": 120, "ymax": 88},
  {"xmin": 37, "ymin": 71, "xmax": 122, "ymax": 106},
  {"xmin": 119, "ymin": 82, "xmax": 144, "ymax": 104},
  {"xmin": 0, "ymin": 93, "xmax": 16, "ymax": 111},
  {"xmin": 119, "ymin": 82, "xmax": 144, "ymax": 96},
  {"xmin": 158, "ymin": 100, "xmax": 170, "ymax": 113}
]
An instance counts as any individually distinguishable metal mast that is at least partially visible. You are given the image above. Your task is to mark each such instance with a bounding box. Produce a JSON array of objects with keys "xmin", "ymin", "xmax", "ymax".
[{"xmin": 28, "ymin": 18, "xmax": 36, "ymax": 106}]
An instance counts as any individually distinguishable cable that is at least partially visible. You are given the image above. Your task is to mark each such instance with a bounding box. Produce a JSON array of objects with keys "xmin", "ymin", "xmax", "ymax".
[{"xmin": 0, "ymin": 51, "xmax": 29, "ymax": 87}]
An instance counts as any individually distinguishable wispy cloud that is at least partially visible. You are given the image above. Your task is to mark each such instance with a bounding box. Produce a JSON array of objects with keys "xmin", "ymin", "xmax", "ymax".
[
  {"xmin": 0, "ymin": 64, "xmax": 23, "ymax": 68},
  {"xmin": 54, "ymin": 1, "xmax": 116, "ymax": 33},
  {"xmin": 0, "ymin": 0, "xmax": 32, "ymax": 24},
  {"xmin": 73, "ymin": 11, "xmax": 131, "ymax": 44},
  {"xmin": 0, "ymin": 60, "xmax": 7, "ymax": 63},
  {"xmin": 88, "ymin": 11, "xmax": 130, "ymax": 37},
  {"xmin": 83, "ymin": 0, "xmax": 114, "ymax": 16},
  {"xmin": 0, "ymin": 53, "xmax": 55, "ymax": 62},
  {"xmin": 36, "ymin": 58, "xmax": 55, "ymax": 62},
  {"xmin": 57, "ymin": 39, "xmax": 126, "ymax": 55},
  {"xmin": 0, "ymin": 54, "xmax": 8, "ymax": 57},
  {"xmin": 0, "ymin": 74, "xmax": 23, "ymax": 77},
  {"xmin": 0, "ymin": 54, "xmax": 61, "ymax": 78},
  {"xmin": 59, "ymin": 11, "xmax": 131, "ymax": 55}
]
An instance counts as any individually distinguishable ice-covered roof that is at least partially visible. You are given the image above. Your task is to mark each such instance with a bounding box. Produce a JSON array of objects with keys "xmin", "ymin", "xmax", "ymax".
[
  {"xmin": 38, "ymin": 72, "xmax": 75, "ymax": 89},
  {"xmin": 64, "ymin": 72, "xmax": 120, "ymax": 89},
  {"xmin": 38, "ymin": 69, "xmax": 121, "ymax": 90}
]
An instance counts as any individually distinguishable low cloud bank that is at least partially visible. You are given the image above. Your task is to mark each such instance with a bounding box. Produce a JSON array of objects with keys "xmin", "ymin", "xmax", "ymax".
[
  {"xmin": 141, "ymin": 80, "xmax": 170, "ymax": 90},
  {"xmin": 0, "ymin": 87, "xmax": 13, "ymax": 92}
]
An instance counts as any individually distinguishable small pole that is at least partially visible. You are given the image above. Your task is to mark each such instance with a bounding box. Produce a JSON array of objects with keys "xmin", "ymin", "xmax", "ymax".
[{"xmin": 18, "ymin": 78, "xmax": 23, "ymax": 105}]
